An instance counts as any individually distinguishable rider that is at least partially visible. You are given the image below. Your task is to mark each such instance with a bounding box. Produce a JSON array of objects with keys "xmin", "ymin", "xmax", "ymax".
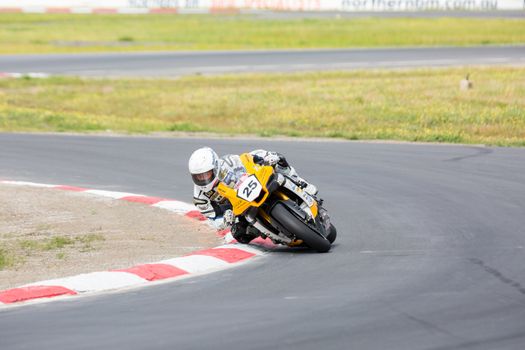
[{"xmin": 188, "ymin": 147, "xmax": 318, "ymax": 244}]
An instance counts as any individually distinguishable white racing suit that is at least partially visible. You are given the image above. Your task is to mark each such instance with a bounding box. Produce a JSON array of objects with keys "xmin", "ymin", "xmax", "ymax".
[{"xmin": 192, "ymin": 150, "xmax": 317, "ymax": 243}]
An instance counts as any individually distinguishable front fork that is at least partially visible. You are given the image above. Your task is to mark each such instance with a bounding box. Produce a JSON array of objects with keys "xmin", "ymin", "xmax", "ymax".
[{"xmin": 244, "ymin": 207, "xmax": 293, "ymax": 245}]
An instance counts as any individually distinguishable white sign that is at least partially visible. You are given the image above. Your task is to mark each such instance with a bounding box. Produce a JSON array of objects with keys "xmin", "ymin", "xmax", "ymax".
[{"xmin": 1, "ymin": 0, "xmax": 523, "ymax": 10}]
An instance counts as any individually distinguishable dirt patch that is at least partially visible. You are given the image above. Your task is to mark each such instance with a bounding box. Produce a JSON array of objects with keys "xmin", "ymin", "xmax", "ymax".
[{"xmin": 0, "ymin": 184, "xmax": 220, "ymax": 290}]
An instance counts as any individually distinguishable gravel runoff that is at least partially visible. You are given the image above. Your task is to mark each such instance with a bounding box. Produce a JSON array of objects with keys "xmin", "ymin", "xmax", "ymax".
[{"xmin": 0, "ymin": 184, "xmax": 220, "ymax": 290}]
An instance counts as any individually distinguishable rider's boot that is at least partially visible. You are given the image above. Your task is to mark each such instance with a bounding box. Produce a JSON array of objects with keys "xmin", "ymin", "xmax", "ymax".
[{"xmin": 231, "ymin": 217, "xmax": 260, "ymax": 244}]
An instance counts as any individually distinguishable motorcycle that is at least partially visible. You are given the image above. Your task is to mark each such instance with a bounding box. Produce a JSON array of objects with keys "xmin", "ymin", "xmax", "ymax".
[{"xmin": 217, "ymin": 153, "xmax": 336, "ymax": 253}]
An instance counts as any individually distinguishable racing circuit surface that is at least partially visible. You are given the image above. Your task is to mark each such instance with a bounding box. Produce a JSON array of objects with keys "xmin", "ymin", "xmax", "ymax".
[
  {"xmin": 0, "ymin": 45, "xmax": 524, "ymax": 77},
  {"xmin": 1, "ymin": 133, "xmax": 525, "ymax": 349}
]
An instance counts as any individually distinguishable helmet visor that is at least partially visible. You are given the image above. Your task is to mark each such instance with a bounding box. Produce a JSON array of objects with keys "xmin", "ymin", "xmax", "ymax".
[{"xmin": 191, "ymin": 169, "xmax": 215, "ymax": 187}]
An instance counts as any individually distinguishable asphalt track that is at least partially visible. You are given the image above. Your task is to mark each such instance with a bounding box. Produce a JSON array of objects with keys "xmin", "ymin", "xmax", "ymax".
[
  {"xmin": 0, "ymin": 45, "xmax": 524, "ymax": 77},
  {"xmin": 0, "ymin": 133, "xmax": 524, "ymax": 350}
]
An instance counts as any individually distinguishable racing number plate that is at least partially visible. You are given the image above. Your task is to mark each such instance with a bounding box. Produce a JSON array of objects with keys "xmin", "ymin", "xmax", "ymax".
[{"xmin": 237, "ymin": 175, "xmax": 262, "ymax": 202}]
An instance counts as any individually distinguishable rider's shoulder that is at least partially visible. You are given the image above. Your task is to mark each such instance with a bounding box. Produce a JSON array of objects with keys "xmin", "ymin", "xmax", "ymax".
[
  {"xmin": 219, "ymin": 153, "xmax": 239, "ymax": 160},
  {"xmin": 219, "ymin": 154, "xmax": 242, "ymax": 167},
  {"xmin": 217, "ymin": 154, "xmax": 244, "ymax": 184}
]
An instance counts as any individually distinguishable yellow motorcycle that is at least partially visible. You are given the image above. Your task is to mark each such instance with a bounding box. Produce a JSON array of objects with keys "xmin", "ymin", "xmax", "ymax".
[{"xmin": 217, "ymin": 153, "xmax": 336, "ymax": 253}]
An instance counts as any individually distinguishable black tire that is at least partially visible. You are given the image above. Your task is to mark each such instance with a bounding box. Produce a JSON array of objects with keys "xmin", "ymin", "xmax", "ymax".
[
  {"xmin": 326, "ymin": 224, "xmax": 337, "ymax": 244},
  {"xmin": 271, "ymin": 202, "xmax": 331, "ymax": 253}
]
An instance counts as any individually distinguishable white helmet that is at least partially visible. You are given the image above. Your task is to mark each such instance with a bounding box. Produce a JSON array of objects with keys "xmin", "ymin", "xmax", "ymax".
[{"xmin": 188, "ymin": 147, "xmax": 219, "ymax": 192}]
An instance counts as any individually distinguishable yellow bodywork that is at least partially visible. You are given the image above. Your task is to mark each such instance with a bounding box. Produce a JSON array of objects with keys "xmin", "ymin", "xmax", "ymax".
[
  {"xmin": 217, "ymin": 153, "xmax": 319, "ymax": 222},
  {"xmin": 310, "ymin": 202, "xmax": 318, "ymax": 218},
  {"xmin": 216, "ymin": 153, "xmax": 273, "ymax": 216}
]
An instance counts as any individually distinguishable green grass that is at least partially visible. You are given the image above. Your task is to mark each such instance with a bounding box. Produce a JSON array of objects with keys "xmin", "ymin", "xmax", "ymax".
[
  {"xmin": 44, "ymin": 236, "xmax": 75, "ymax": 250},
  {"xmin": 19, "ymin": 234, "xmax": 104, "ymax": 250},
  {"xmin": 19, "ymin": 240, "xmax": 41, "ymax": 251},
  {"xmin": 0, "ymin": 246, "xmax": 14, "ymax": 270},
  {"xmin": 0, "ymin": 14, "xmax": 523, "ymax": 53},
  {"xmin": 1, "ymin": 66, "xmax": 524, "ymax": 146},
  {"xmin": 76, "ymin": 233, "xmax": 105, "ymax": 245},
  {"xmin": 10, "ymin": 233, "xmax": 105, "ymax": 268},
  {"xmin": 19, "ymin": 236, "xmax": 75, "ymax": 251},
  {"xmin": 76, "ymin": 233, "xmax": 105, "ymax": 252}
]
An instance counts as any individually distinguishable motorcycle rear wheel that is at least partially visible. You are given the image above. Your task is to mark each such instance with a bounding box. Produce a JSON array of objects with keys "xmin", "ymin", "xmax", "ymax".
[{"xmin": 271, "ymin": 202, "xmax": 331, "ymax": 253}]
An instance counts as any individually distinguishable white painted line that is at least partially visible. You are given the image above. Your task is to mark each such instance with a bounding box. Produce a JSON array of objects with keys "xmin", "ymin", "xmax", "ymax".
[
  {"xmin": 25, "ymin": 271, "xmax": 147, "ymax": 293},
  {"xmin": 0, "ymin": 72, "xmax": 51, "ymax": 79},
  {"xmin": 214, "ymin": 244, "xmax": 266, "ymax": 255},
  {"xmin": 178, "ymin": 9, "xmax": 210, "ymax": 14},
  {"xmin": 161, "ymin": 255, "xmax": 230, "ymax": 273},
  {"xmin": 117, "ymin": 8, "xmax": 150, "ymax": 14},
  {"xmin": 21, "ymin": 7, "xmax": 46, "ymax": 13},
  {"xmin": 153, "ymin": 200, "xmax": 197, "ymax": 214},
  {"xmin": 85, "ymin": 189, "xmax": 143, "ymax": 199},
  {"xmin": 27, "ymin": 73, "xmax": 50, "ymax": 78},
  {"xmin": 7, "ymin": 73, "xmax": 24, "ymax": 78},
  {"xmin": 1, "ymin": 181, "xmax": 56, "ymax": 188},
  {"xmin": 70, "ymin": 7, "xmax": 93, "ymax": 14}
]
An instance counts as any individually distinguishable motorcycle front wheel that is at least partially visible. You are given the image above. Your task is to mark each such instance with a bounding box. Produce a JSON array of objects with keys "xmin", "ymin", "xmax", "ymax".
[
  {"xmin": 326, "ymin": 224, "xmax": 337, "ymax": 244},
  {"xmin": 271, "ymin": 202, "xmax": 331, "ymax": 253}
]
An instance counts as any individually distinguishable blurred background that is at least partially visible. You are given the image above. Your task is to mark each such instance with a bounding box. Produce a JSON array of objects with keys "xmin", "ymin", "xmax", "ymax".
[{"xmin": 0, "ymin": 0, "xmax": 523, "ymax": 145}]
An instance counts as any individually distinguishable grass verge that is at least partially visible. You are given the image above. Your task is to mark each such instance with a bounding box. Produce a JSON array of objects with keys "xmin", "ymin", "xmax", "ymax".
[
  {"xmin": 0, "ymin": 14, "xmax": 524, "ymax": 53},
  {"xmin": 0, "ymin": 246, "xmax": 14, "ymax": 270},
  {"xmin": 0, "ymin": 66, "xmax": 524, "ymax": 146},
  {"xmin": 18, "ymin": 234, "xmax": 105, "ymax": 254}
]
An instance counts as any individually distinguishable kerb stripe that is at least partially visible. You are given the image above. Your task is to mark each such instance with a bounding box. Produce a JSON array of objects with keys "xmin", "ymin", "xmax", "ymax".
[
  {"xmin": 192, "ymin": 248, "xmax": 256, "ymax": 263},
  {"xmin": 117, "ymin": 264, "xmax": 188, "ymax": 281},
  {"xmin": 0, "ymin": 286, "xmax": 77, "ymax": 304},
  {"xmin": 121, "ymin": 196, "xmax": 167, "ymax": 205}
]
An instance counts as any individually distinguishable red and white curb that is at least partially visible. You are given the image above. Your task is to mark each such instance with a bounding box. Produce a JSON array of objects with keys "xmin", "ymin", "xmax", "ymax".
[{"xmin": 0, "ymin": 180, "xmax": 275, "ymax": 306}]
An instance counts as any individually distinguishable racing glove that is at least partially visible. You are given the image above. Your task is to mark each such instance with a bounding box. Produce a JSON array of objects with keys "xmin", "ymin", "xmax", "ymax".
[
  {"xmin": 216, "ymin": 209, "xmax": 235, "ymax": 230},
  {"xmin": 263, "ymin": 153, "xmax": 281, "ymax": 166},
  {"xmin": 275, "ymin": 153, "xmax": 290, "ymax": 168},
  {"xmin": 253, "ymin": 152, "xmax": 289, "ymax": 168}
]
